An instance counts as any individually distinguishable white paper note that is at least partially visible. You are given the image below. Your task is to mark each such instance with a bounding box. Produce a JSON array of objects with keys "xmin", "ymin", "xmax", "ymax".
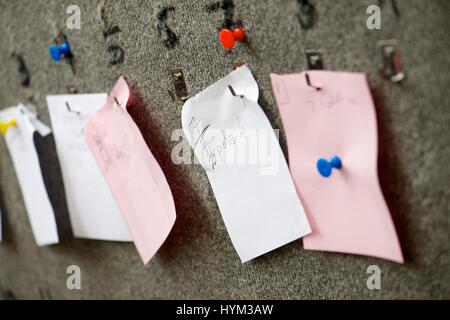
[
  {"xmin": 0, "ymin": 104, "xmax": 58, "ymax": 246},
  {"xmin": 46, "ymin": 94, "xmax": 131, "ymax": 242},
  {"xmin": 181, "ymin": 66, "xmax": 311, "ymax": 262}
]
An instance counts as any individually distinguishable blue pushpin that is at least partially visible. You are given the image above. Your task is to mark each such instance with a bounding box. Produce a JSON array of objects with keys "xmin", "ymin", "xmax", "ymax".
[
  {"xmin": 49, "ymin": 41, "xmax": 71, "ymax": 62},
  {"xmin": 317, "ymin": 156, "xmax": 342, "ymax": 178}
]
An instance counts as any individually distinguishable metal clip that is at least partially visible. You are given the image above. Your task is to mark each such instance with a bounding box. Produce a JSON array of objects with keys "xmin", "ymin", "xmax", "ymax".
[
  {"xmin": 113, "ymin": 97, "xmax": 121, "ymax": 107},
  {"xmin": 65, "ymin": 102, "xmax": 81, "ymax": 115},
  {"xmin": 228, "ymin": 85, "xmax": 245, "ymax": 98},
  {"xmin": 228, "ymin": 85, "xmax": 247, "ymax": 110},
  {"xmin": 170, "ymin": 68, "xmax": 189, "ymax": 101},
  {"xmin": 305, "ymin": 50, "xmax": 324, "ymax": 70},
  {"xmin": 378, "ymin": 40, "xmax": 405, "ymax": 83},
  {"xmin": 305, "ymin": 73, "xmax": 322, "ymax": 91}
]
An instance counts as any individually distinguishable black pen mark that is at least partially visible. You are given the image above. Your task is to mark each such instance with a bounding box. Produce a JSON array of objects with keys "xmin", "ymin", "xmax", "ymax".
[
  {"xmin": 194, "ymin": 124, "xmax": 211, "ymax": 149},
  {"xmin": 206, "ymin": 0, "xmax": 242, "ymax": 30},
  {"xmin": 11, "ymin": 52, "xmax": 30, "ymax": 87},
  {"xmin": 107, "ymin": 45, "xmax": 125, "ymax": 65},
  {"xmin": 156, "ymin": 6, "xmax": 179, "ymax": 49},
  {"xmin": 103, "ymin": 25, "xmax": 121, "ymax": 39},
  {"xmin": 100, "ymin": 2, "xmax": 125, "ymax": 65},
  {"xmin": 297, "ymin": 0, "xmax": 316, "ymax": 30}
]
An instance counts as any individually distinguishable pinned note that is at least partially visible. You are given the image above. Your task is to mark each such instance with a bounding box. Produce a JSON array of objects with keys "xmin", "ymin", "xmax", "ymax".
[
  {"xmin": 46, "ymin": 94, "xmax": 131, "ymax": 242},
  {"xmin": 270, "ymin": 71, "xmax": 404, "ymax": 263},
  {"xmin": 182, "ymin": 65, "xmax": 311, "ymax": 263},
  {"xmin": 84, "ymin": 77, "xmax": 176, "ymax": 264},
  {"xmin": 0, "ymin": 104, "xmax": 58, "ymax": 246}
]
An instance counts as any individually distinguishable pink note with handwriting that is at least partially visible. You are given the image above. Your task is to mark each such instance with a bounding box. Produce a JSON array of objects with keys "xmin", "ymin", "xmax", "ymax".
[
  {"xmin": 270, "ymin": 71, "xmax": 404, "ymax": 263},
  {"xmin": 84, "ymin": 77, "xmax": 176, "ymax": 264}
]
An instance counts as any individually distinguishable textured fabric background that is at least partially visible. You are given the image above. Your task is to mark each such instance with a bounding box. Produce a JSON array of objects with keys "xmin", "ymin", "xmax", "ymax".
[{"xmin": 0, "ymin": 0, "xmax": 449, "ymax": 299}]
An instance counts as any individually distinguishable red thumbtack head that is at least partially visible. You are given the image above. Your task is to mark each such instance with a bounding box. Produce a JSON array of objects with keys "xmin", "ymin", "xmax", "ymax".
[
  {"xmin": 232, "ymin": 28, "xmax": 245, "ymax": 42},
  {"xmin": 220, "ymin": 28, "xmax": 245, "ymax": 49}
]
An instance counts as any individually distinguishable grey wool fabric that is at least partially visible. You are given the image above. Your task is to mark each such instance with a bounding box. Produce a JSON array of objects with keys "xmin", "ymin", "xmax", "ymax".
[{"xmin": 0, "ymin": 0, "xmax": 449, "ymax": 299}]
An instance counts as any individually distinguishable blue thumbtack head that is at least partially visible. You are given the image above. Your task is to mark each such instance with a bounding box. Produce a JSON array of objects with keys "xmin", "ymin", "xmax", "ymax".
[
  {"xmin": 317, "ymin": 156, "xmax": 342, "ymax": 178},
  {"xmin": 49, "ymin": 41, "xmax": 71, "ymax": 62}
]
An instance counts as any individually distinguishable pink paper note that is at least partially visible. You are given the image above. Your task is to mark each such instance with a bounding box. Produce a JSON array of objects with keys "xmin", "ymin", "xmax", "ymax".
[
  {"xmin": 270, "ymin": 71, "xmax": 404, "ymax": 263},
  {"xmin": 84, "ymin": 77, "xmax": 176, "ymax": 264}
]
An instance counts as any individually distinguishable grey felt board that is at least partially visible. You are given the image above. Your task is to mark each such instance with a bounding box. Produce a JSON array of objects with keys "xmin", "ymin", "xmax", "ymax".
[{"xmin": 0, "ymin": 0, "xmax": 449, "ymax": 299}]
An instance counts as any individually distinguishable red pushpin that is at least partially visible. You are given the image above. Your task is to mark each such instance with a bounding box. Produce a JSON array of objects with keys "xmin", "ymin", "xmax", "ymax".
[{"xmin": 220, "ymin": 28, "xmax": 245, "ymax": 49}]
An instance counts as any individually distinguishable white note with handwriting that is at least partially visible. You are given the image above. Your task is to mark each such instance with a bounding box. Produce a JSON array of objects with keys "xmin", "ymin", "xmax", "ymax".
[
  {"xmin": 46, "ymin": 95, "xmax": 131, "ymax": 242},
  {"xmin": 0, "ymin": 104, "xmax": 58, "ymax": 246},
  {"xmin": 181, "ymin": 66, "xmax": 311, "ymax": 262}
]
